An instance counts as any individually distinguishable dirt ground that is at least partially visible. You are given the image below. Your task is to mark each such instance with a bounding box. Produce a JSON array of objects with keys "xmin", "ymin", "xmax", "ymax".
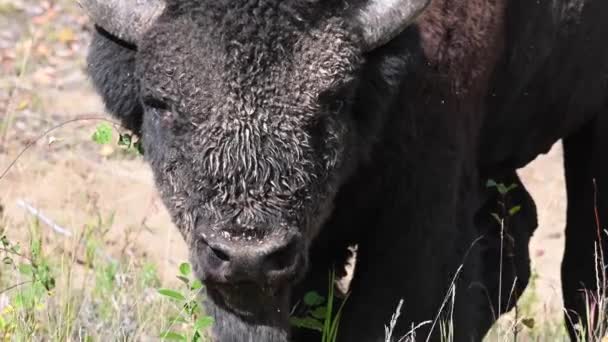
[
  {"xmin": 0, "ymin": 0, "xmax": 569, "ymax": 333},
  {"xmin": 519, "ymin": 143, "xmax": 567, "ymax": 320}
]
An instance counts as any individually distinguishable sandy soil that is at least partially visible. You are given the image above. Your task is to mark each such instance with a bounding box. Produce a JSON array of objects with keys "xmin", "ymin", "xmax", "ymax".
[{"xmin": 519, "ymin": 143, "xmax": 567, "ymax": 320}]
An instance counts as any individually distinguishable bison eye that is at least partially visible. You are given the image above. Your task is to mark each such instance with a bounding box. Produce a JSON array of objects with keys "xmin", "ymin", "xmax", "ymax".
[
  {"xmin": 142, "ymin": 96, "xmax": 174, "ymax": 124},
  {"xmin": 142, "ymin": 96, "xmax": 170, "ymax": 111}
]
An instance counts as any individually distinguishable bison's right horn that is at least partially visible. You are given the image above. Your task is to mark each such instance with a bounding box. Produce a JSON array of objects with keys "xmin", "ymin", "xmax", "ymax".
[
  {"xmin": 356, "ymin": 0, "xmax": 431, "ymax": 51},
  {"xmin": 78, "ymin": 0, "xmax": 165, "ymax": 44}
]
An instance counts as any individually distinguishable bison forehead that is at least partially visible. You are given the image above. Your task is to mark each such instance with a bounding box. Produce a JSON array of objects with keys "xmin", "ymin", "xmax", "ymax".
[{"xmin": 138, "ymin": 0, "xmax": 361, "ymax": 117}]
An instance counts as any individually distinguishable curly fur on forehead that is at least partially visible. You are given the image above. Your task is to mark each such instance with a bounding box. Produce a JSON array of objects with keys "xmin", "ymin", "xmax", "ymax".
[
  {"xmin": 164, "ymin": 0, "xmax": 348, "ymax": 20},
  {"xmin": 139, "ymin": 0, "xmax": 362, "ymax": 109},
  {"xmin": 157, "ymin": 0, "xmax": 367, "ymax": 64}
]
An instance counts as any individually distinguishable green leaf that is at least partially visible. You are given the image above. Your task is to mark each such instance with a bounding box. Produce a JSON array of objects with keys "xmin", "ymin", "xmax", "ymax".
[
  {"xmin": 30, "ymin": 237, "xmax": 41, "ymax": 260},
  {"xmin": 303, "ymin": 291, "xmax": 325, "ymax": 307},
  {"xmin": 505, "ymin": 183, "xmax": 519, "ymax": 193},
  {"xmin": 184, "ymin": 300, "xmax": 199, "ymax": 316},
  {"xmin": 18, "ymin": 263, "xmax": 34, "ymax": 276},
  {"xmin": 190, "ymin": 279, "xmax": 204, "ymax": 291},
  {"xmin": 158, "ymin": 288, "xmax": 186, "ymax": 301},
  {"xmin": 176, "ymin": 275, "xmax": 190, "ymax": 285},
  {"xmin": 159, "ymin": 331, "xmax": 187, "ymax": 341},
  {"xmin": 36, "ymin": 263, "xmax": 56, "ymax": 291},
  {"xmin": 496, "ymin": 183, "xmax": 509, "ymax": 195},
  {"xmin": 289, "ymin": 316, "xmax": 323, "ymax": 332},
  {"xmin": 311, "ymin": 306, "xmax": 327, "ymax": 320},
  {"xmin": 92, "ymin": 123, "xmax": 113, "ymax": 145},
  {"xmin": 179, "ymin": 262, "xmax": 192, "ymax": 277},
  {"xmin": 118, "ymin": 133, "xmax": 132, "ymax": 148},
  {"xmin": 509, "ymin": 205, "xmax": 522, "ymax": 216},
  {"xmin": 195, "ymin": 316, "xmax": 214, "ymax": 331},
  {"xmin": 10, "ymin": 244, "xmax": 20, "ymax": 254},
  {"xmin": 133, "ymin": 140, "xmax": 144, "ymax": 155},
  {"xmin": 486, "ymin": 179, "xmax": 497, "ymax": 188},
  {"xmin": 495, "ymin": 182, "xmax": 518, "ymax": 195}
]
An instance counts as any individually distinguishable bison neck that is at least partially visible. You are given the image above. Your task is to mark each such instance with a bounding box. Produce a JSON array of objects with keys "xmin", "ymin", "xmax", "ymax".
[{"xmin": 306, "ymin": 1, "xmax": 511, "ymax": 336}]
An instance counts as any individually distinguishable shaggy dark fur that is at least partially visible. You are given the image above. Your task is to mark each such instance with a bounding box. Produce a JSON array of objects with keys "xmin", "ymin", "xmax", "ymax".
[{"xmin": 86, "ymin": 0, "xmax": 608, "ymax": 340}]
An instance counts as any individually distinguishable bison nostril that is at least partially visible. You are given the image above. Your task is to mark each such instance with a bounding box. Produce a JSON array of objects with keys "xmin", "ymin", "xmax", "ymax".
[
  {"xmin": 263, "ymin": 240, "xmax": 298, "ymax": 272},
  {"xmin": 201, "ymin": 237, "xmax": 303, "ymax": 284}
]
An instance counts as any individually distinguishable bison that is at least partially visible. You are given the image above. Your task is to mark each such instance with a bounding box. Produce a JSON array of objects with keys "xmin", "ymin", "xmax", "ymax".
[{"xmin": 81, "ymin": 0, "xmax": 608, "ymax": 340}]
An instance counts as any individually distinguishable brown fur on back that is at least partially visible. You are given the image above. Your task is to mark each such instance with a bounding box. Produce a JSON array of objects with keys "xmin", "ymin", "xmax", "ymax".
[{"xmin": 417, "ymin": 0, "xmax": 507, "ymax": 96}]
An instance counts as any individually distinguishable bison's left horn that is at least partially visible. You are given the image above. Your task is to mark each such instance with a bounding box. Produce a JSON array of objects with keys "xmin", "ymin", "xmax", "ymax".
[
  {"xmin": 78, "ymin": 0, "xmax": 165, "ymax": 44},
  {"xmin": 356, "ymin": 0, "xmax": 431, "ymax": 51}
]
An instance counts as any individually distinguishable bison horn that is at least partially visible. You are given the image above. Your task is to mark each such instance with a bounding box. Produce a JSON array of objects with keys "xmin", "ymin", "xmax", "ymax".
[
  {"xmin": 78, "ymin": 0, "xmax": 165, "ymax": 44},
  {"xmin": 356, "ymin": 0, "xmax": 431, "ymax": 51}
]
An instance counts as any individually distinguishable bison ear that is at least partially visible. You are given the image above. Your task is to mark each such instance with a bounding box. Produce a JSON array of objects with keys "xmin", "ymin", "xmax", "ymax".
[
  {"xmin": 354, "ymin": 0, "xmax": 431, "ymax": 51},
  {"xmin": 81, "ymin": 0, "xmax": 165, "ymax": 134},
  {"xmin": 87, "ymin": 27, "xmax": 143, "ymax": 134},
  {"xmin": 78, "ymin": 0, "xmax": 165, "ymax": 45}
]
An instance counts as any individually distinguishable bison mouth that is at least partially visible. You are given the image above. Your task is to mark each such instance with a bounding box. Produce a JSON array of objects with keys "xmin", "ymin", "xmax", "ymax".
[{"xmin": 205, "ymin": 281, "xmax": 292, "ymax": 324}]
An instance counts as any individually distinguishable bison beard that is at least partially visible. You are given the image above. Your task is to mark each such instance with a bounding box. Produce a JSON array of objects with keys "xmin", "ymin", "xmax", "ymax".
[{"xmin": 84, "ymin": 0, "xmax": 608, "ymax": 341}]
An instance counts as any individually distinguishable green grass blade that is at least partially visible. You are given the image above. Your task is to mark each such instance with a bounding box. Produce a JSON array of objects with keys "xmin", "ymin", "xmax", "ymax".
[
  {"xmin": 322, "ymin": 269, "xmax": 336, "ymax": 342},
  {"xmin": 329, "ymin": 293, "xmax": 349, "ymax": 341}
]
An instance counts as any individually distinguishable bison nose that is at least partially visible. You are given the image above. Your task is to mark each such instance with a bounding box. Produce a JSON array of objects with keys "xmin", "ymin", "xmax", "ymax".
[{"xmin": 201, "ymin": 236, "xmax": 303, "ymax": 285}]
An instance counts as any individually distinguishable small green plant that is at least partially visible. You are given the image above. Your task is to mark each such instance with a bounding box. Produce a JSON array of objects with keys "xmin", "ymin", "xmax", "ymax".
[
  {"xmin": 157, "ymin": 262, "xmax": 214, "ymax": 341},
  {"xmin": 486, "ymin": 179, "xmax": 522, "ymax": 340},
  {"xmin": 92, "ymin": 123, "xmax": 144, "ymax": 155},
  {"xmin": 290, "ymin": 270, "xmax": 348, "ymax": 342},
  {"xmin": 91, "ymin": 122, "xmax": 113, "ymax": 145},
  {"xmin": 0, "ymin": 220, "xmax": 56, "ymax": 340},
  {"xmin": 486, "ymin": 179, "xmax": 521, "ymax": 224}
]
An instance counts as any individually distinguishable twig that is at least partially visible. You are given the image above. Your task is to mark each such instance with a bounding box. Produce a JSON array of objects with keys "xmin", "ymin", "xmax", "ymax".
[
  {"xmin": 0, "ymin": 116, "xmax": 123, "ymax": 181},
  {"xmin": 16, "ymin": 199, "xmax": 73, "ymax": 237},
  {"xmin": 0, "ymin": 280, "xmax": 34, "ymax": 295},
  {"xmin": 0, "ymin": 247, "xmax": 33, "ymax": 262}
]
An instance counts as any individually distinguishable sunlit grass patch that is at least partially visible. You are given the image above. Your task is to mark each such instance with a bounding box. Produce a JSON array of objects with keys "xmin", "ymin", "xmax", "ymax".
[{"xmin": 0, "ymin": 207, "xmax": 212, "ymax": 341}]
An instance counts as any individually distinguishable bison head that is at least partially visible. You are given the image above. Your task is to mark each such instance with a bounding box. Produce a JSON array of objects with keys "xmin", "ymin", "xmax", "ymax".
[{"xmin": 82, "ymin": 0, "xmax": 428, "ymax": 338}]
